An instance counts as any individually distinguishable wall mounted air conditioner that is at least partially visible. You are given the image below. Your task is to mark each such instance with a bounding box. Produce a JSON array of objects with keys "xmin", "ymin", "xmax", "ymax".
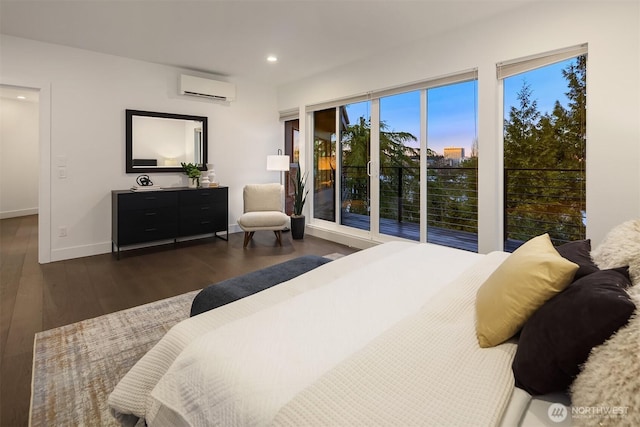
[{"xmin": 180, "ymin": 74, "xmax": 236, "ymax": 102}]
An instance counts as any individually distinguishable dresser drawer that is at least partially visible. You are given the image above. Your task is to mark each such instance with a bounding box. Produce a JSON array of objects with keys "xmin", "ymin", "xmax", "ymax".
[
  {"xmin": 118, "ymin": 191, "xmax": 178, "ymax": 210},
  {"xmin": 119, "ymin": 206, "xmax": 177, "ymax": 229},
  {"xmin": 180, "ymin": 188, "xmax": 226, "ymax": 206},
  {"xmin": 179, "ymin": 204, "xmax": 226, "ymax": 236},
  {"xmin": 118, "ymin": 223, "xmax": 177, "ymax": 246}
]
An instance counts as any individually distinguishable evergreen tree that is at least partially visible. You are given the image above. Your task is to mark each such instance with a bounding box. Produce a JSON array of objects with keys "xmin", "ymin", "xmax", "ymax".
[
  {"xmin": 562, "ymin": 55, "xmax": 587, "ymax": 165},
  {"xmin": 340, "ymin": 117, "xmax": 419, "ymax": 219},
  {"xmin": 503, "ymin": 56, "xmax": 586, "ymax": 244},
  {"xmin": 504, "ymin": 80, "xmax": 540, "ymax": 168}
]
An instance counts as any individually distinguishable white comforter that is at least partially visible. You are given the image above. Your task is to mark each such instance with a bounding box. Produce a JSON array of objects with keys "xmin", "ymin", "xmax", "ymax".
[{"xmin": 109, "ymin": 242, "xmax": 517, "ymax": 426}]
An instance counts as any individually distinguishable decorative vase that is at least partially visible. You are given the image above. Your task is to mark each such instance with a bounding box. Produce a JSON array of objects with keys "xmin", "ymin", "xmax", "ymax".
[
  {"xmin": 290, "ymin": 215, "xmax": 305, "ymax": 240},
  {"xmin": 189, "ymin": 177, "xmax": 199, "ymax": 188},
  {"xmin": 206, "ymin": 163, "xmax": 218, "ymax": 187}
]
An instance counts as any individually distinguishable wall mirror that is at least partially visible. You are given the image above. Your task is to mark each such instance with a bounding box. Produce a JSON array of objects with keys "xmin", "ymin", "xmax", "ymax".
[{"xmin": 125, "ymin": 109, "xmax": 208, "ymax": 173}]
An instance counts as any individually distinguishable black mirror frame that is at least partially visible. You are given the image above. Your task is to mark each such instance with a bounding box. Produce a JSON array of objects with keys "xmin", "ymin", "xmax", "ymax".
[{"xmin": 125, "ymin": 109, "xmax": 208, "ymax": 173}]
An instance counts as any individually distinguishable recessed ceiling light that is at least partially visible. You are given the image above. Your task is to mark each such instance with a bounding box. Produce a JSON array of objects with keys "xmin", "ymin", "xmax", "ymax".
[
  {"xmin": 17, "ymin": 95, "xmax": 27, "ymax": 100},
  {"xmin": 266, "ymin": 55, "xmax": 278, "ymax": 63}
]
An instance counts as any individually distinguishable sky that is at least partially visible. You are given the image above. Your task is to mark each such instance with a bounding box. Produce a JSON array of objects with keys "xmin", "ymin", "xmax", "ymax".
[{"xmin": 343, "ymin": 57, "xmax": 576, "ymax": 156}]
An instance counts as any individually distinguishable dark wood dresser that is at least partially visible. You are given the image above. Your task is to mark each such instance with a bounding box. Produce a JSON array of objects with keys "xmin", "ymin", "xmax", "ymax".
[{"xmin": 111, "ymin": 187, "xmax": 228, "ymax": 258}]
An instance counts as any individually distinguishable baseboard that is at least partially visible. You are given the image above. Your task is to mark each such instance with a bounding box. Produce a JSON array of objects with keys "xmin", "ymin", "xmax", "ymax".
[
  {"xmin": 228, "ymin": 224, "xmax": 242, "ymax": 234},
  {"xmin": 305, "ymin": 225, "xmax": 379, "ymax": 250},
  {"xmin": 48, "ymin": 224, "xmax": 364, "ymax": 262},
  {"xmin": 50, "ymin": 241, "xmax": 112, "ymax": 262},
  {"xmin": 47, "ymin": 223, "xmax": 241, "ymax": 262},
  {"xmin": 0, "ymin": 207, "xmax": 38, "ymax": 219}
]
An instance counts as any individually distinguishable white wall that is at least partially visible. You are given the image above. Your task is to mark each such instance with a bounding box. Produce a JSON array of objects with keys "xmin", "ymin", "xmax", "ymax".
[
  {"xmin": 0, "ymin": 35, "xmax": 281, "ymax": 262},
  {"xmin": 0, "ymin": 93, "xmax": 39, "ymax": 218},
  {"xmin": 277, "ymin": 1, "xmax": 640, "ymax": 252}
]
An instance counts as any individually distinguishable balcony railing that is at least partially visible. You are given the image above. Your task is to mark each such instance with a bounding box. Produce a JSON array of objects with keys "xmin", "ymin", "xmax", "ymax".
[
  {"xmin": 318, "ymin": 165, "xmax": 584, "ymax": 253},
  {"xmin": 504, "ymin": 168, "xmax": 585, "ymax": 248},
  {"xmin": 339, "ymin": 165, "xmax": 478, "ymax": 249}
]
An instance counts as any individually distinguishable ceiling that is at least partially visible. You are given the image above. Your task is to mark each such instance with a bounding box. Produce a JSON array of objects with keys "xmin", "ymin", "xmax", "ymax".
[{"xmin": 0, "ymin": 0, "xmax": 533, "ymax": 86}]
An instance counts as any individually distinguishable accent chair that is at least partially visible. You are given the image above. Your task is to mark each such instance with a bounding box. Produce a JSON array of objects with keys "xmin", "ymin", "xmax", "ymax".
[{"xmin": 237, "ymin": 183, "xmax": 289, "ymax": 248}]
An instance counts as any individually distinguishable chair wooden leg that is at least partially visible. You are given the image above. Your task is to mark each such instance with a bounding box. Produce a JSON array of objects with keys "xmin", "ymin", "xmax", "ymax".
[
  {"xmin": 274, "ymin": 230, "xmax": 282, "ymax": 246},
  {"xmin": 243, "ymin": 231, "xmax": 254, "ymax": 248}
]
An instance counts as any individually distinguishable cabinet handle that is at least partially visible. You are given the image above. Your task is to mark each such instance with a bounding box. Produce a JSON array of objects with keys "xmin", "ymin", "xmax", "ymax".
[
  {"xmin": 145, "ymin": 196, "xmax": 157, "ymax": 200},
  {"xmin": 201, "ymin": 206, "xmax": 210, "ymax": 210},
  {"xmin": 200, "ymin": 221, "xmax": 211, "ymax": 225},
  {"xmin": 144, "ymin": 228, "xmax": 158, "ymax": 232},
  {"xmin": 145, "ymin": 212, "xmax": 157, "ymax": 216}
]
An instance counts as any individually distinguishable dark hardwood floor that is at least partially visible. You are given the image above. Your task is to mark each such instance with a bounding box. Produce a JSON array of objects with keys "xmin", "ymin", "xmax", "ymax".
[{"xmin": 0, "ymin": 215, "xmax": 358, "ymax": 426}]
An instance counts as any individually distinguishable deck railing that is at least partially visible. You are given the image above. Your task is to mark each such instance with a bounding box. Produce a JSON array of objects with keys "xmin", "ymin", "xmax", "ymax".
[
  {"xmin": 340, "ymin": 165, "xmax": 478, "ymax": 235},
  {"xmin": 504, "ymin": 168, "xmax": 585, "ymax": 246},
  {"xmin": 327, "ymin": 165, "xmax": 585, "ymax": 251}
]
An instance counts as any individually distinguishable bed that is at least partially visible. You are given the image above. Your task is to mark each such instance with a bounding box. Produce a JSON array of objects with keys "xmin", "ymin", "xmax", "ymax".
[{"xmin": 108, "ymin": 226, "xmax": 640, "ymax": 427}]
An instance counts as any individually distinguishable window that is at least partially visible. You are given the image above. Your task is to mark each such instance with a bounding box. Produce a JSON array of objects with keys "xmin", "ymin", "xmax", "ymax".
[
  {"xmin": 500, "ymin": 45, "xmax": 587, "ymax": 250},
  {"xmin": 426, "ymin": 80, "xmax": 478, "ymax": 251}
]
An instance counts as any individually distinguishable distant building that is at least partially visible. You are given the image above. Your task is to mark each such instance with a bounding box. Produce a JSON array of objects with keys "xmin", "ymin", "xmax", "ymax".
[{"xmin": 444, "ymin": 147, "xmax": 465, "ymax": 166}]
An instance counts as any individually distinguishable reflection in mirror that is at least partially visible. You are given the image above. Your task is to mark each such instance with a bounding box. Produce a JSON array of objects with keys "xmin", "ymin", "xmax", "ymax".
[{"xmin": 125, "ymin": 110, "xmax": 208, "ymax": 173}]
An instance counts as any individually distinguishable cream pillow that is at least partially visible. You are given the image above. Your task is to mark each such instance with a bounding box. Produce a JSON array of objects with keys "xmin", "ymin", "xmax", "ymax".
[{"xmin": 475, "ymin": 233, "xmax": 579, "ymax": 348}]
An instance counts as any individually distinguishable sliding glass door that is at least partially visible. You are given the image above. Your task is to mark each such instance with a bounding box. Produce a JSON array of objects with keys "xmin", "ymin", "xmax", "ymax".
[
  {"xmin": 339, "ymin": 101, "xmax": 371, "ymax": 232},
  {"xmin": 426, "ymin": 80, "xmax": 478, "ymax": 252},
  {"xmin": 308, "ymin": 71, "xmax": 478, "ymax": 252},
  {"xmin": 379, "ymin": 91, "xmax": 421, "ymax": 241}
]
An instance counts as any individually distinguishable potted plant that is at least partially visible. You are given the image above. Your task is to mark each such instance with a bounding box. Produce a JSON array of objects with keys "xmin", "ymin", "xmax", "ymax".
[
  {"xmin": 290, "ymin": 163, "xmax": 308, "ymax": 239},
  {"xmin": 181, "ymin": 162, "xmax": 202, "ymax": 188}
]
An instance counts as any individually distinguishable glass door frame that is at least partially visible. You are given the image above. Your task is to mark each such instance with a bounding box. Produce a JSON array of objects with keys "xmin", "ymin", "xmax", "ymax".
[
  {"xmin": 307, "ymin": 99, "xmax": 408, "ymax": 243},
  {"xmin": 305, "ymin": 69, "xmax": 477, "ymax": 247}
]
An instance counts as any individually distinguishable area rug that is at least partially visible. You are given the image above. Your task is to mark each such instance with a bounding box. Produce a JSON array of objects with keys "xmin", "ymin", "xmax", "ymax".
[
  {"xmin": 29, "ymin": 290, "xmax": 198, "ymax": 426},
  {"xmin": 29, "ymin": 253, "xmax": 344, "ymax": 426}
]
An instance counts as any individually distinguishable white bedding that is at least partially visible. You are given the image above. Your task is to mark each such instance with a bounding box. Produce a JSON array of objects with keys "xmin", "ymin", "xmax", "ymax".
[
  {"xmin": 272, "ymin": 250, "xmax": 516, "ymax": 426},
  {"xmin": 109, "ymin": 242, "xmax": 522, "ymax": 426}
]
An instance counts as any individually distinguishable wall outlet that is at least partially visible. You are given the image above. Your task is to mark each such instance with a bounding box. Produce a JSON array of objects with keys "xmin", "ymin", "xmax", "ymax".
[{"xmin": 58, "ymin": 226, "xmax": 67, "ymax": 237}]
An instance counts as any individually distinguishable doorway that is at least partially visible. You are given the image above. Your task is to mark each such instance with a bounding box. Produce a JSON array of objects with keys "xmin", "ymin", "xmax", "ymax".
[
  {"xmin": 0, "ymin": 81, "xmax": 51, "ymax": 263},
  {"xmin": 0, "ymin": 85, "xmax": 39, "ymax": 219}
]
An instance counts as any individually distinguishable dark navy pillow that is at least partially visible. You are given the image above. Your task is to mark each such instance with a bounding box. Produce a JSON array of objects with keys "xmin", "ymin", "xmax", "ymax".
[
  {"xmin": 513, "ymin": 267, "xmax": 634, "ymax": 395},
  {"xmin": 555, "ymin": 239, "xmax": 599, "ymax": 280}
]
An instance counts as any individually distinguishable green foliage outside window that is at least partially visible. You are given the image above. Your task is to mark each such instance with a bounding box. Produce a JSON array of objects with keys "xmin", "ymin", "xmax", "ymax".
[{"xmin": 504, "ymin": 55, "xmax": 586, "ymax": 245}]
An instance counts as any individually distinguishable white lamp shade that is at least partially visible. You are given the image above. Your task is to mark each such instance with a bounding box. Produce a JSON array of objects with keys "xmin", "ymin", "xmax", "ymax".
[{"xmin": 267, "ymin": 154, "xmax": 290, "ymax": 171}]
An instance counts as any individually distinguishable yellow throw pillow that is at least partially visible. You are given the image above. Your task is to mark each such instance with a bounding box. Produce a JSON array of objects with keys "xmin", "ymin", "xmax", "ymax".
[{"xmin": 476, "ymin": 233, "xmax": 579, "ymax": 348}]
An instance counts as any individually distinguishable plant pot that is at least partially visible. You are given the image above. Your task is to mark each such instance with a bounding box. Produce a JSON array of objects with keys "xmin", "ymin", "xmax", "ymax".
[{"xmin": 290, "ymin": 215, "xmax": 305, "ymax": 240}]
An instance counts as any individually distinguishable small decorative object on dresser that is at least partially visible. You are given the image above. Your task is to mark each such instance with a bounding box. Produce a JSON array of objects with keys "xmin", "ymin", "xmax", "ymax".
[
  {"xmin": 290, "ymin": 163, "xmax": 308, "ymax": 240},
  {"xmin": 206, "ymin": 163, "xmax": 219, "ymax": 187}
]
